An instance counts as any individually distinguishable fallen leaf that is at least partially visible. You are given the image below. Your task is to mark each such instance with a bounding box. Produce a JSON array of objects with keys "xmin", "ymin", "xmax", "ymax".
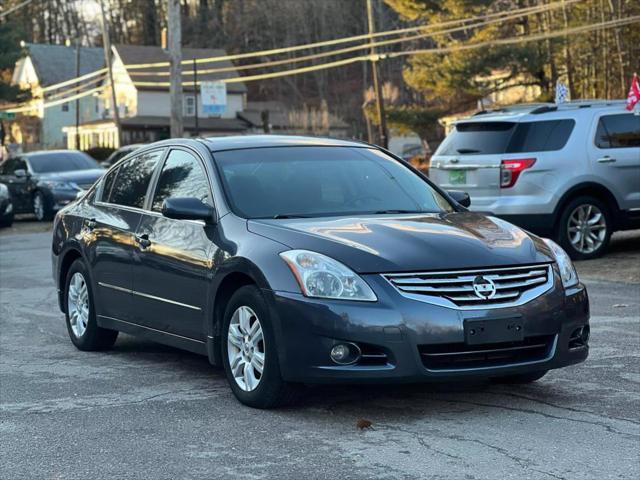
[{"xmin": 356, "ymin": 418, "xmax": 373, "ymax": 430}]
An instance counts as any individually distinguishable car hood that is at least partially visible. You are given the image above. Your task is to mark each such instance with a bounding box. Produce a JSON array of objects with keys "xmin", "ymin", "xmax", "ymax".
[
  {"xmin": 37, "ymin": 169, "xmax": 105, "ymax": 184},
  {"xmin": 248, "ymin": 212, "xmax": 553, "ymax": 273}
]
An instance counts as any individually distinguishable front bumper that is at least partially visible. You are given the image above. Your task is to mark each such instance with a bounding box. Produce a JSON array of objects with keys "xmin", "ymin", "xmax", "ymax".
[{"xmin": 266, "ymin": 270, "xmax": 589, "ymax": 384}]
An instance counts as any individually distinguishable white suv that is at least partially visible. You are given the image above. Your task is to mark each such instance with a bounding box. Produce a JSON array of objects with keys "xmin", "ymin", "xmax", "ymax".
[{"xmin": 430, "ymin": 100, "xmax": 640, "ymax": 259}]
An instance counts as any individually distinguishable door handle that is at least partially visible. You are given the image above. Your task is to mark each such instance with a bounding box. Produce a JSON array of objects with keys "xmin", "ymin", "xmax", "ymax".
[
  {"xmin": 86, "ymin": 218, "xmax": 97, "ymax": 230},
  {"xmin": 135, "ymin": 234, "xmax": 151, "ymax": 249},
  {"xmin": 597, "ymin": 156, "xmax": 616, "ymax": 164}
]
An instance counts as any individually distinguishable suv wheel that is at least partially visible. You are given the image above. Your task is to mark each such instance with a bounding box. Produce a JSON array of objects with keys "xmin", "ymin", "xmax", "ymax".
[
  {"xmin": 556, "ymin": 196, "xmax": 612, "ymax": 260},
  {"xmin": 221, "ymin": 285, "xmax": 302, "ymax": 408}
]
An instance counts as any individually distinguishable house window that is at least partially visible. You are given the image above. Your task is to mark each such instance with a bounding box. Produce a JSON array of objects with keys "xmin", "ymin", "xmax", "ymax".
[
  {"xmin": 61, "ymin": 102, "xmax": 69, "ymax": 112},
  {"xmin": 184, "ymin": 95, "xmax": 195, "ymax": 117}
]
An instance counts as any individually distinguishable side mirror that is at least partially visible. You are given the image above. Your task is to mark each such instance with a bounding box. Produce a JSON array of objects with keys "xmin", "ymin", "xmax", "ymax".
[
  {"xmin": 447, "ymin": 190, "xmax": 471, "ymax": 208},
  {"xmin": 162, "ymin": 197, "xmax": 216, "ymax": 224},
  {"xmin": 14, "ymin": 169, "xmax": 28, "ymax": 178}
]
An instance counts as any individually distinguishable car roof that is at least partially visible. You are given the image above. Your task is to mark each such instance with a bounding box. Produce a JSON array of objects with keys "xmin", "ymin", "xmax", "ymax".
[
  {"xmin": 456, "ymin": 100, "xmax": 628, "ymax": 124},
  {"xmin": 22, "ymin": 150, "xmax": 87, "ymax": 158},
  {"xmin": 200, "ymin": 135, "xmax": 370, "ymax": 152}
]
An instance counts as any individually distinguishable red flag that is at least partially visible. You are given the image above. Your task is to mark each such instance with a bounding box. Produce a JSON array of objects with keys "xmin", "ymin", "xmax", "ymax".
[{"xmin": 626, "ymin": 73, "xmax": 640, "ymax": 111}]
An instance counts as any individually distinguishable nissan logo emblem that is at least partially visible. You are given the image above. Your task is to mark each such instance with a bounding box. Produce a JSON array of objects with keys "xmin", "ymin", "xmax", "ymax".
[{"xmin": 472, "ymin": 276, "xmax": 496, "ymax": 299}]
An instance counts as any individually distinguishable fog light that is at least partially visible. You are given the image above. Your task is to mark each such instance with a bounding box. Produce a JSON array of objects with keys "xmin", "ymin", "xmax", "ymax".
[
  {"xmin": 580, "ymin": 325, "xmax": 590, "ymax": 344},
  {"xmin": 330, "ymin": 342, "xmax": 361, "ymax": 365}
]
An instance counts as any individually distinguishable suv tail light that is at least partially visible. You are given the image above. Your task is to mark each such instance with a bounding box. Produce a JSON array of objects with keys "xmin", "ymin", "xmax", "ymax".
[{"xmin": 500, "ymin": 158, "xmax": 536, "ymax": 188}]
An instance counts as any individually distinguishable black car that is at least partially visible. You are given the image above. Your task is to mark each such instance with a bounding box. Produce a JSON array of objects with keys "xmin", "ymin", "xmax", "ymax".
[
  {"xmin": 0, "ymin": 150, "xmax": 104, "ymax": 221},
  {"xmin": 0, "ymin": 182, "xmax": 14, "ymax": 227},
  {"xmin": 51, "ymin": 136, "xmax": 589, "ymax": 408},
  {"xmin": 101, "ymin": 143, "xmax": 145, "ymax": 168}
]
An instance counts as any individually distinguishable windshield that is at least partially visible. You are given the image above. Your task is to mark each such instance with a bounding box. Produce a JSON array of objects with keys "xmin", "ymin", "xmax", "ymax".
[
  {"xmin": 28, "ymin": 152, "xmax": 99, "ymax": 173},
  {"xmin": 215, "ymin": 146, "xmax": 453, "ymax": 219}
]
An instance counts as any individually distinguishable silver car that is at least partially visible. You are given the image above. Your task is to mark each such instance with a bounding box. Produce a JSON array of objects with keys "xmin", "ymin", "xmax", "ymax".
[{"xmin": 430, "ymin": 100, "xmax": 640, "ymax": 259}]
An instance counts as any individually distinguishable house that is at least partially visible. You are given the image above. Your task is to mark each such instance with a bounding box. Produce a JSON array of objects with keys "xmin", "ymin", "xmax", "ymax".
[
  {"xmin": 10, "ymin": 43, "xmax": 105, "ymax": 149},
  {"xmin": 239, "ymin": 100, "xmax": 350, "ymax": 137},
  {"xmin": 65, "ymin": 44, "xmax": 249, "ymax": 149}
]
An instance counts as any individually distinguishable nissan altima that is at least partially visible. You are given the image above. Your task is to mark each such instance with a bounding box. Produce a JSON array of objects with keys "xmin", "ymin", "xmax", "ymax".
[{"xmin": 51, "ymin": 136, "xmax": 589, "ymax": 408}]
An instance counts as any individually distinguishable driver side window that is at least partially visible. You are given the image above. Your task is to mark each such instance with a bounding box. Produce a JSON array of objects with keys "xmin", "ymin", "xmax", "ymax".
[{"xmin": 151, "ymin": 150, "xmax": 212, "ymax": 212}]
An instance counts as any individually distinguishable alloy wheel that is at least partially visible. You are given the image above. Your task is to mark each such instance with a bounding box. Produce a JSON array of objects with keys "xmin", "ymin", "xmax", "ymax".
[
  {"xmin": 227, "ymin": 306, "xmax": 265, "ymax": 392},
  {"xmin": 33, "ymin": 194, "xmax": 44, "ymax": 221},
  {"xmin": 67, "ymin": 272, "xmax": 90, "ymax": 337},
  {"xmin": 567, "ymin": 204, "xmax": 607, "ymax": 254}
]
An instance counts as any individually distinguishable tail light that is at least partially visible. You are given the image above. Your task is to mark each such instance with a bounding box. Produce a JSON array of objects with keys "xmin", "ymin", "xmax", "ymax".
[{"xmin": 500, "ymin": 158, "xmax": 536, "ymax": 188}]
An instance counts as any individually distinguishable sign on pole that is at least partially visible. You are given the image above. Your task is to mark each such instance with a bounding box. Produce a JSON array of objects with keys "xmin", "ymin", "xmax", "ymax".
[
  {"xmin": 0, "ymin": 112, "xmax": 16, "ymax": 120},
  {"xmin": 201, "ymin": 81, "xmax": 227, "ymax": 116}
]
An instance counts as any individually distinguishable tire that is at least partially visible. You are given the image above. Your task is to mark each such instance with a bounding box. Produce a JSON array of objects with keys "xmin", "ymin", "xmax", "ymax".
[
  {"xmin": 556, "ymin": 195, "xmax": 612, "ymax": 260},
  {"xmin": 221, "ymin": 285, "xmax": 302, "ymax": 409},
  {"xmin": 0, "ymin": 212, "xmax": 13, "ymax": 228},
  {"xmin": 64, "ymin": 258, "xmax": 118, "ymax": 351},
  {"xmin": 33, "ymin": 190, "xmax": 54, "ymax": 221},
  {"xmin": 492, "ymin": 370, "xmax": 548, "ymax": 384}
]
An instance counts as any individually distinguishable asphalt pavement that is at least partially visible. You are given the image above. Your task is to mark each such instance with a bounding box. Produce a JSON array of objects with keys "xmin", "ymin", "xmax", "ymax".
[{"xmin": 1, "ymin": 225, "xmax": 639, "ymax": 480}]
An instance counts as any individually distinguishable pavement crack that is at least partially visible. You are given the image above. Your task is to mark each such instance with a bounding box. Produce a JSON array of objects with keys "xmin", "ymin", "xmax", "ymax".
[{"xmin": 434, "ymin": 398, "xmax": 637, "ymax": 439}]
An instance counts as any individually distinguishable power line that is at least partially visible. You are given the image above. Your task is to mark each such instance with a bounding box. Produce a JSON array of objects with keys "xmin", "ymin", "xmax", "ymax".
[
  {"xmin": 129, "ymin": 0, "xmax": 570, "ymax": 78},
  {"xmin": 17, "ymin": 0, "xmax": 578, "ymax": 97},
  {"xmin": 134, "ymin": 15, "xmax": 638, "ymax": 87},
  {"xmin": 0, "ymin": 0, "xmax": 34, "ymax": 19},
  {"xmin": 125, "ymin": 0, "xmax": 579, "ymax": 70},
  {"xmin": 3, "ymin": 14, "xmax": 637, "ymax": 113}
]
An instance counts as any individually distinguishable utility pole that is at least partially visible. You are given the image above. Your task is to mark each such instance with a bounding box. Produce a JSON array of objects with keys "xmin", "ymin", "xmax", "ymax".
[
  {"xmin": 193, "ymin": 58, "xmax": 199, "ymax": 136},
  {"xmin": 99, "ymin": 0, "xmax": 122, "ymax": 147},
  {"xmin": 74, "ymin": 38, "xmax": 80, "ymax": 150},
  {"xmin": 168, "ymin": 0, "xmax": 183, "ymax": 138},
  {"xmin": 366, "ymin": 0, "xmax": 388, "ymax": 148}
]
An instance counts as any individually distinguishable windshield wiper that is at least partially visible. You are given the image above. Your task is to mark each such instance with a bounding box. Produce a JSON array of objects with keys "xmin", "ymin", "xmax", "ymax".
[
  {"xmin": 272, "ymin": 213, "xmax": 313, "ymax": 219},
  {"xmin": 456, "ymin": 148, "xmax": 480, "ymax": 154},
  {"xmin": 373, "ymin": 209, "xmax": 424, "ymax": 215}
]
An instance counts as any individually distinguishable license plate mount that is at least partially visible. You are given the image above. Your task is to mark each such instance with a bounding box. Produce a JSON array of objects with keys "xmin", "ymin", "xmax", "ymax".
[
  {"xmin": 449, "ymin": 170, "xmax": 467, "ymax": 185},
  {"xmin": 464, "ymin": 317, "xmax": 524, "ymax": 345}
]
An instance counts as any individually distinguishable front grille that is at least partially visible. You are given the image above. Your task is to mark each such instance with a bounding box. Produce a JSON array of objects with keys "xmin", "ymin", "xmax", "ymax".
[
  {"xmin": 419, "ymin": 335, "xmax": 555, "ymax": 370},
  {"xmin": 383, "ymin": 264, "xmax": 552, "ymax": 308}
]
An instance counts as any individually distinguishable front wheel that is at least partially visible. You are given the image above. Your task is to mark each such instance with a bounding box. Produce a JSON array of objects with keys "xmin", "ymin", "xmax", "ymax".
[
  {"xmin": 221, "ymin": 285, "xmax": 302, "ymax": 408},
  {"xmin": 64, "ymin": 259, "xmax": 118, "ymax": 351},
  {"xmin": 556, "ymin": 196, "xmax": 612, "ymax": 260},
  {"xmin": 33, "ymin": 191, "xmax": 54, "ymax": 221}
]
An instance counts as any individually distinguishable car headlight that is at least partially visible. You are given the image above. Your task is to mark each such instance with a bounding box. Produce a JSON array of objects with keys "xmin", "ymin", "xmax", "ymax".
[
  {"xmin": 543, "ymin": 239, "xmax": 578, "ymax": 288},
  {"xmin": 280, "ymin": 250, "xmax": 377, "ymax": 301},
  {"xmin": 0, "ymin": 183, "xmax": 8, "ymax": 197},
  {"xmin": 41, "ymin": 181, "xmax": 78, "ymax": 191}
]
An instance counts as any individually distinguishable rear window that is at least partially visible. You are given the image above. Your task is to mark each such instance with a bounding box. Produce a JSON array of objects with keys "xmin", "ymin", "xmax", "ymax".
[
  {"xmin": 437, "ymin": 119, "xmax": 575, "ymax": 155},
  {"xmin": 595, "ymin": 114, "xmax": 640, "ymax": 148},
  {"xmin": 437, "ymin": 122, "xmax": 516, "ymax": 155},
  {"xmin": 104, "ymin": 150, "xmax": 162, "ymax": 208}
]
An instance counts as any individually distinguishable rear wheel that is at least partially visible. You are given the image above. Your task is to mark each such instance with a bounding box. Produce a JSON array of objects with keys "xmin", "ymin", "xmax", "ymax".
[
  {"xmin": 64, "ymin": 259, "xmax": 118, "ymax": 351},
  {"xmin": 492, "ymin": 370, "xmax": 548, "ymax": 384},
  {"xmin": 221, "ymin": 285, "xmax": 302, "ymax": 408},
  {"xmin": 556, "ymin": 196, "xmax": 612, "ymax": 260}
]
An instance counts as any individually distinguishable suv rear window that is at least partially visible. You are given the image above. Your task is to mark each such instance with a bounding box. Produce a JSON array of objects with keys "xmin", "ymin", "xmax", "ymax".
[
  {"xmin": 595, "ymin": 114, "xmax": 640, "ymax": 148},
  {"xmin": 437, "ymin": 119, "xmax": 575, "ymax": 155},
  {"xmin": 437, "ymin": 122, "xmax": 515, "ymax": 155}
]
